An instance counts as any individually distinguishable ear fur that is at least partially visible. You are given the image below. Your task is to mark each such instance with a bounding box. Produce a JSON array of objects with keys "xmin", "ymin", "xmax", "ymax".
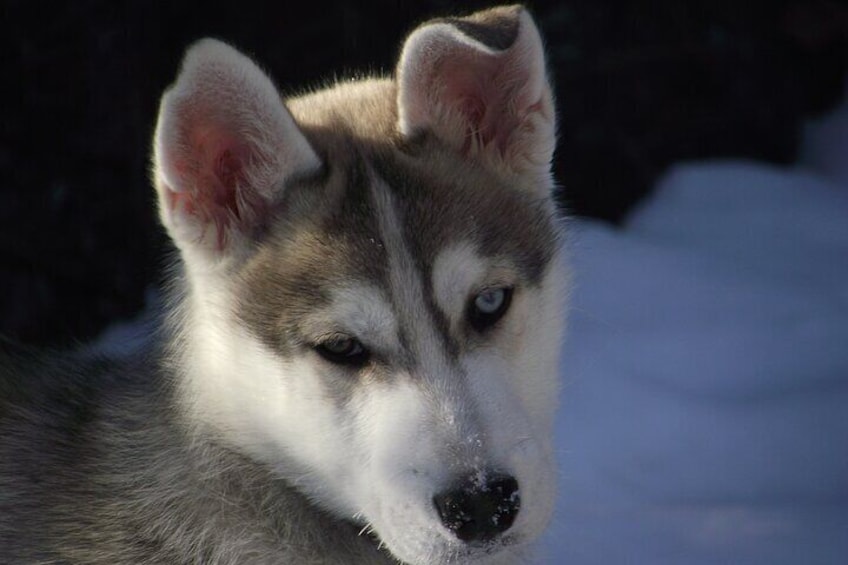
[
  {"xmin": 153, "ymin": 39, "xmax": 320, "ymax": 262},
  {"xmin": 396, "ymin": 5, "xmax": 556, "ymax": 187}
]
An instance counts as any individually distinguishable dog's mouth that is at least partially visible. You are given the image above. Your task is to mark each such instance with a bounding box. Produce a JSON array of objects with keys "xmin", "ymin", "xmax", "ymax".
[
  {"xmin": 360, "ymin": 510, "xmax": 524, "ymax": 565},
  {"xmin": 373, "ymin": 535, "xmax": 521, "ymax": 565},
  {"xmin": 426, "ymin": 534, "xmax": 523, "ymax": 564}
]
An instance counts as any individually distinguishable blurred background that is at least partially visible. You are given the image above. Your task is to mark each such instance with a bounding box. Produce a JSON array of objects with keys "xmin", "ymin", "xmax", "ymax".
[{"xmin": 1, "ymin": 0, "xmax": 846, "ymax": 344}]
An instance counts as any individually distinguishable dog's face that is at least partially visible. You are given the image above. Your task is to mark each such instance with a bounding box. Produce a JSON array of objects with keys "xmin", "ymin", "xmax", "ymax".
[{"xmin": 153, "ymin": 6, "xmax": 565, "ymax": 563}]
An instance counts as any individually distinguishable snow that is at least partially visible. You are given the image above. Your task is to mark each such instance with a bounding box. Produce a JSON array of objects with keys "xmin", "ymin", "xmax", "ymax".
[
  {"xmin": 90, "ymin": 287, "xmax": 161, "ymax": 357},
  {"xmin": 540, "ymin": 88, "xmax": 848, "ymax": 563},
  {"xmin": 91, "ymin": 86, "xmax": 848, "ymax": 564}
]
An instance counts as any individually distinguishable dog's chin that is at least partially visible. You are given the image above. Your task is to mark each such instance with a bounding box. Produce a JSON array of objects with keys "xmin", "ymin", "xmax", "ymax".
[
  {"xmin": 377, "ymin": 527, "xmax": 522, "ymax": 565},
  {"xmin": 366, "ymin": 504, "xmax": 530, "ymax": 565}
]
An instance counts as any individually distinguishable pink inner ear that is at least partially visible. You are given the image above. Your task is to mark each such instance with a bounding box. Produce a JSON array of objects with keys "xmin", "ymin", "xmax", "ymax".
[
  {"xmin": 166, "ymin": 121, "xmax": 261, "ymax": 250},
  {"xmin": 437, "ymin": 53, "xmax": 536, "ymax": 157},
  {"xmin": 210, "ymin": 145, "xmax": 246, "ymax": 218}
]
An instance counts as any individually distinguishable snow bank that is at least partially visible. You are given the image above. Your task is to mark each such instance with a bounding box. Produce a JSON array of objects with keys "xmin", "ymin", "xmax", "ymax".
[{"xmin": 542, "ymin": 127, "xmax": 848, "ymax": 562}]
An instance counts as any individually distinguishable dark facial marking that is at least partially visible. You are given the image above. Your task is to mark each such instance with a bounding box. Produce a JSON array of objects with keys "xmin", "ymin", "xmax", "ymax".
[
  {"xmin": 236, "ymin": 144, "xmax": 390, "ymax": 360},
  {"xmin": 437, "ymin": 6, "xmax": 522, "ymax": 52},
  {"xmin": 367, "ymin": 148, "xmax": 556, "ymax": 359},
  {"xmin": 371, "ymin": 149, "xmax": 557, "ymax": 287}
]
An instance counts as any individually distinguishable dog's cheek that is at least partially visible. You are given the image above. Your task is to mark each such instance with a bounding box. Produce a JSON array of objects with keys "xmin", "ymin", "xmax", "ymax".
[
  {"xmin": 506, "ymin": 272, "xmax": 565, "ymax": 436},
  {"xmin": 235, "ymin": 355, "xmax": 365, "ymax": 518}
]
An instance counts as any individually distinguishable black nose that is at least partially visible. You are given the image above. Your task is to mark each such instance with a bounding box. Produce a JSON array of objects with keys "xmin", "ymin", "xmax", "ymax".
[{"xmin": 433, "ymin": 473, "xmax": 520, "ymax": 542}]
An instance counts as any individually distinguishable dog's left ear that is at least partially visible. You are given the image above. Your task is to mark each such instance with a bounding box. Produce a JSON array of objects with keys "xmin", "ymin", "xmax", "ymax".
[{"xmin": 397, "ymin": 5, "xmax": 555, "ymax": 188}]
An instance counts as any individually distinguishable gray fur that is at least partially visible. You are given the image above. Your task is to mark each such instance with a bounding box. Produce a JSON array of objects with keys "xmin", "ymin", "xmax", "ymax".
[
  {"xmin": 438, "ymin": 5, "xmax": 522, "ymax": 51},
  {"xmin": 0, "ymin": 339, "xmax": 394, "ymax": 564}
]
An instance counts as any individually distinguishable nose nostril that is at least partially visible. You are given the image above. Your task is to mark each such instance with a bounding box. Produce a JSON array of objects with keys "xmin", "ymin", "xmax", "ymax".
[
  {"xmin": 433, "ymin": 473, "xmax": 521, "ymax": 542},
  {"xmin": 487, "ymin": 475, "xmax": 520, "ymax": 531}
]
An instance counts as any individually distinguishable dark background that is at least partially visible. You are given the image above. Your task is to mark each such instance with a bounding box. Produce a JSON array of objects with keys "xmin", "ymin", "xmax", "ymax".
[{"xmin": 2, "ymin": 0, "xmax": 846, "ymax": 346}]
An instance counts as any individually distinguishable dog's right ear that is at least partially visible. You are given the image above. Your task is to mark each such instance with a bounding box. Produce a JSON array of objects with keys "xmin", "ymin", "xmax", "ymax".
[{"xmin": 153, "ymin": 39, "xmax": 320, "ymax": 264}]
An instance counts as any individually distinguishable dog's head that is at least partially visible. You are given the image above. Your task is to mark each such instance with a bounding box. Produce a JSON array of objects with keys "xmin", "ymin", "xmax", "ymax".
[{"xmin": 153, "ymin": 5, "xmax": 566, "ymax": 563}]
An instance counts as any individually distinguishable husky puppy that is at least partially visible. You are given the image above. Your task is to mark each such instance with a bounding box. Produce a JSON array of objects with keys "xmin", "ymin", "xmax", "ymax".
[{"xmin": 0, "ymin": 5, "xmax": 566, "ymax": 564}]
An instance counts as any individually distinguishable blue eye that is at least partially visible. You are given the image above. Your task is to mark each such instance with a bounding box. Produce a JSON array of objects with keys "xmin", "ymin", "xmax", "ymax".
[
  {"xmin": 314, "ymin": 336, "xmax": 369, "ymax": 366},
  {"xmin": 468, "ymin": 287, "xmax": 513, "ymax": 331},
  {"xmin": 475, "ymin": 288, "xmax": 506, "ymax": 314}
]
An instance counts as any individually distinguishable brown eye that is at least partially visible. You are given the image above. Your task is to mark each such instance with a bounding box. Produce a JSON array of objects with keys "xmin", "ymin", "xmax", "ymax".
[
  {"xmin": 314, "ymin": 335, "xmax": 369, "ymax": 366},
  {"xmin": 468, "ymin": 287, "xmax": 513, "ymax": 332}
]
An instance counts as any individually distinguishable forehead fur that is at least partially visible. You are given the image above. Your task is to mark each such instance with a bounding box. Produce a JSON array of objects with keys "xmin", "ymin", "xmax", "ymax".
[
  {"xmin": 236, "ymin": 76, "xmax": 558, "ymax": 352},
  {"xmin": 290, "ymin": 77, "xmax": 556, "ymax": 273}
]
